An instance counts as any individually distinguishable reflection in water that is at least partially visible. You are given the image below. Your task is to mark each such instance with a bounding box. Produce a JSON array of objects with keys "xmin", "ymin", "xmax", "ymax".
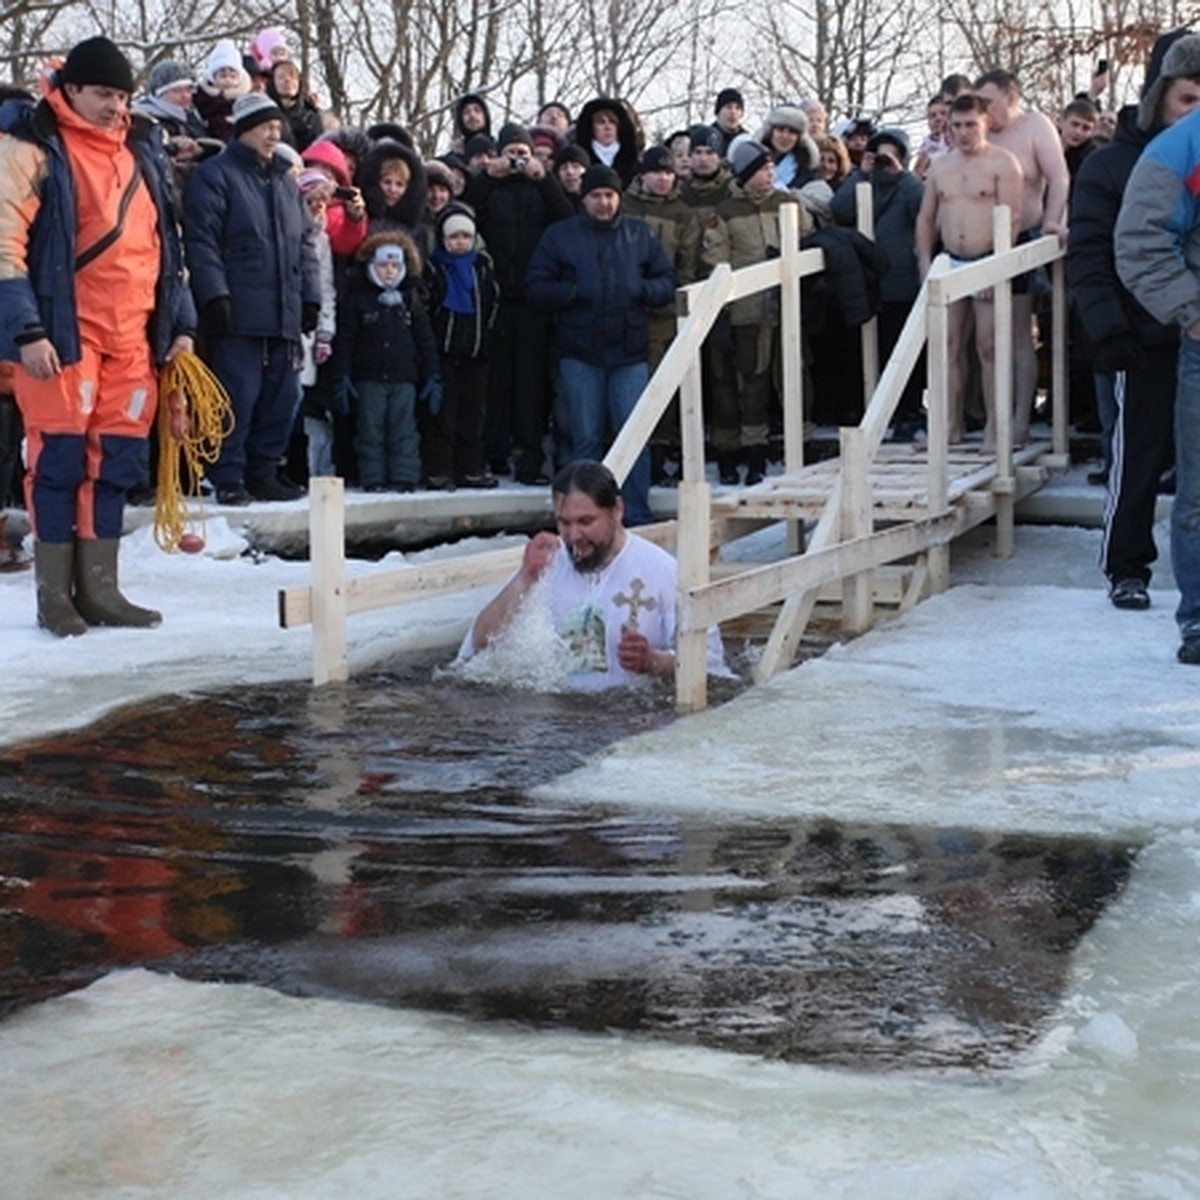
[{"xmin": 0, "ymin": 659, "xmax": 1135, "ymax": 1070}]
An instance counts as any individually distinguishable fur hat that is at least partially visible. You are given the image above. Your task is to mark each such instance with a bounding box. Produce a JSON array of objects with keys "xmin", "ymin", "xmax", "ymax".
[
  {"xmin": 367, "ymin": 122, "xmax": 414, "ymax": 147},
  {"xmin": 424, "ymin": 159, "xmax": 456, "ymax": 191},
  {"xmin": 688, "ymin": 123, "xmax": 723, "ymax": 153},
  {"xmin": 148, "ymin": 60, "xmax": 194, "ymax": 97},
  {"xmin": 581, "ymin": 164, "xmax": 622, "ymax": 195},
  {"xmin": 232, "ymin": 91, "xmax": 284, "ymax": 137},
  {"xmin": 59, "ymin": 36, "xmax": 135, "ymax": 94},
  {"xmin": 730, "ymin": 137, "xmax": 770, "ymax": 185},
  {"xmin": 356, "ymin": 229, "xmax": 422, "ymax": 273},
  {"xmin": 715, "ymin": 87, "xmax": 745, "ymax": 114},
  {"xmin": 640, "ymin": 144, "xmax": 675, "ymax": 174},
  {"xmin": 763, "ymin": 104, "xmax": 808, "ymax": 134},
  {"xmin": 1139, "ymin": 31, "xmax": 1200, "ymax": 131},
  {"xmin": 204, "ymin": 40, "xmax": 243, "ymax": 84}
]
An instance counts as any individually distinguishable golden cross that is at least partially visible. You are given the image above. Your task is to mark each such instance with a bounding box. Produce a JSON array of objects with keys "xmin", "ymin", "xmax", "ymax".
[{"xmin": 612, "ymin": 577, "xmax": 658, "ymax": 631}]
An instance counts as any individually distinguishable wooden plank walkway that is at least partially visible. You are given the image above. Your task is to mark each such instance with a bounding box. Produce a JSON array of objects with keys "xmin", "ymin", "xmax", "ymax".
[{"xmin": 712, "ymin": 441, "xmax": 1056, "ymax": 524}]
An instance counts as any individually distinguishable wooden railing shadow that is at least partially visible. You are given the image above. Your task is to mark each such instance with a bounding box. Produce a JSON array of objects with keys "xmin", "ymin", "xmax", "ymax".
[{"xmin": 280, "ymin": 198, "xmax": 1067, "ymax": 713}]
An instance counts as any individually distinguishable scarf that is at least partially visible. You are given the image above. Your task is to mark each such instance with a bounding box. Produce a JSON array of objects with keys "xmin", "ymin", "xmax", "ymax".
[
  {"xmin": 591, "ymin": 139, "xmax": 619, "ymax": 167},
  {"xmin": 434, "ymin": 244, "xmax": 477, "ymax": 314}
]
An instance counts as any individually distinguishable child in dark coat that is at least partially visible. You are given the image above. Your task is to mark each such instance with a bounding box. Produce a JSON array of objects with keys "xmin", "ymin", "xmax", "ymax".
[
  {"xmin": 336, "ymin": 231, "xmax": 440, "ymax": 491},
  {"xmin": 423, "ymin": 203, "xmax": 500, "ymax": 489}
]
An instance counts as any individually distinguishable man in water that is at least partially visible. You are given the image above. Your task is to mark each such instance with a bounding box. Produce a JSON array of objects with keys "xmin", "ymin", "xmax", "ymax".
[
  {"xmin": 916, "ymin": 93, "xmax": 1023, "ymax": 448},
  {"xmin": 462, "ymin": 460, "xmax": 726, "ymax": 688}
]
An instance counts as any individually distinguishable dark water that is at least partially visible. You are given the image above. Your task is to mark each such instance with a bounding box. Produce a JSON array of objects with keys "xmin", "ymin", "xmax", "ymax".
[{"xmin": 0, "ymin": 658, "xmax": 1136, "ymax": 1070}]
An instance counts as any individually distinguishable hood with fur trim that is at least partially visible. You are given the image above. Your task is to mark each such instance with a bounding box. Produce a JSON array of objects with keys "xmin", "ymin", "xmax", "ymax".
[
  {"xmin": 354, "ymin": 137, "xmax": 428, "ymax": 232},
  {"xmin": 356, "ymin": 228, "xmax": 424, "ymax": 278},
  {"xmin": 574, "ymin": 96, "xmax": 642, "ymax": 161}
]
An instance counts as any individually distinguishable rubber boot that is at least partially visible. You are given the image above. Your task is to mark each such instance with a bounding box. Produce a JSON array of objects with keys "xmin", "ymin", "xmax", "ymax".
[
  {"xmin": 34, "ymin": 541, "xmax": 88, "ymax": 637},
  {"xmin": 74, "ymin": 538, "xmax": 162, "ymax": 628},
  {"xmin": 744, "ymin": 446, "xmax": 767, "ymax": 486}
]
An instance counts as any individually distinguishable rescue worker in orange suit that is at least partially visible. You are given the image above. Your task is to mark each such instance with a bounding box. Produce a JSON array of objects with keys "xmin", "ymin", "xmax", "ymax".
[{"xmin": 0, "ymin": 36, "xmax": 196, "ymax": 636}]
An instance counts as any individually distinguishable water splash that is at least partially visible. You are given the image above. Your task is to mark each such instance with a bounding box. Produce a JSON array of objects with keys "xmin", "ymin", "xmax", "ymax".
[{"xmin": 441, "ymin": 576, "xmax": 574, "ymax": 692}]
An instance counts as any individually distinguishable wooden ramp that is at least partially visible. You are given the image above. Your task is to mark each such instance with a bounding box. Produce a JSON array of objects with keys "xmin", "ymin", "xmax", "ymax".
[{"xmin": 282, "ymin": 201, "xmax": 1071, "ymax": 715}]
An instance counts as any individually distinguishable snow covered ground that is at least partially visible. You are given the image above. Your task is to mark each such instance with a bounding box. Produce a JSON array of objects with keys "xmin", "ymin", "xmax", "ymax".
[{"xmin": 3, "ymin": 493, "xmax": 1200, "ymax": 1199}]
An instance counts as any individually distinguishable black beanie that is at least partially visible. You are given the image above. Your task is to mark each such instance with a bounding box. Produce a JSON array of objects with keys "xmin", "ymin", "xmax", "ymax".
[
  {"xmin": 715, "ymin": 87, "xmax": 745, "ymax": 114},
  {"xmin": 59, "ymin": 36, "xmax": 135, "ymax": 94},
  {"xmin": 581, "ymin": 164, "xmax": 622, "ymax": 195},
  {"xmin": 640, "ymin": 145, "xmax": 675, "ymax": 174},
  {"xmin": 497, "ymin": 121, "xmax": 534, "ymax": 151}
]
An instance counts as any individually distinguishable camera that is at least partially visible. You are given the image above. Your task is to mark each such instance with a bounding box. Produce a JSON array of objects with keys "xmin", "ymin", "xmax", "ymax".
[
  {"xmin": 508, "ymin": 155, "xmax": 527, "ymax": 172},
  {"xmin": 333, "ymin": 186, "xmax": 357, "ymax": 201}
]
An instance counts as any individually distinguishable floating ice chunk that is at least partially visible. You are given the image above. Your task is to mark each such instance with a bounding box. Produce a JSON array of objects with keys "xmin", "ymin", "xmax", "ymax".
[{"xmin": 1076, "ymin": 1011, "xmax": 1139, "ymax": 1059}]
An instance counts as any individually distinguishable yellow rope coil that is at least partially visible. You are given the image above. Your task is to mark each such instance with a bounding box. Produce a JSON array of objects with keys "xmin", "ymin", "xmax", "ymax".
[{"xmin": 153, "ymin": 351, "xmax": 235, "ymax": 552}]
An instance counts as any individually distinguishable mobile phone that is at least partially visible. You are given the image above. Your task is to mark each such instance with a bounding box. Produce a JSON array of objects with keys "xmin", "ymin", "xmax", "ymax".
[
  {"xmin": 1096, "ymin": 58, "xmax": 1109, "ymax": 74},
  {"xmin": 333, "ymin": 186, "xmax": 356, "ymax": 200}
]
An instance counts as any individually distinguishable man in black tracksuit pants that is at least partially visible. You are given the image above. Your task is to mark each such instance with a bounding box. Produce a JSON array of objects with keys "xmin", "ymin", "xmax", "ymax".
[{"xmin": 1068, "ymin": 30, "xmax": 1200, "ymax": 610}]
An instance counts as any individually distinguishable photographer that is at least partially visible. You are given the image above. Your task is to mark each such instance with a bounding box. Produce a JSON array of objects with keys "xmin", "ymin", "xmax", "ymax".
[
  {"xmin": 832, "ymin": 127, "xmax": 926, "ymax": 438},
  {"xmin": 465, "ymin": 123, "xmax": 574, "ymax": 483}
]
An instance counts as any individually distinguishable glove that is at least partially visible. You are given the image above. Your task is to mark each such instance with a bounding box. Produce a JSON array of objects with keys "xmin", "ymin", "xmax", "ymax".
[
  {"xmin": 420, "ymin": 376, "xmax": 443, "ymax": 416},
  {"xmin": 301, "ymin": 301, "xmax": 321, "ymax": 335},
  {"xmin": 201, "ymin": 296, "xmax": 232, "ymax": 337},
  {"xmin": 1093, "ymin": 332, "xmax": 1147, "ymax": 375}
]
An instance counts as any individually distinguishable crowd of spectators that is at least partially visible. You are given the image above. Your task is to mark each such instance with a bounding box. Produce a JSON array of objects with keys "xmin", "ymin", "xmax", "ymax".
[{"xmin": 0, "ymin": 24, "xmax": 1174, "ymax": 527}]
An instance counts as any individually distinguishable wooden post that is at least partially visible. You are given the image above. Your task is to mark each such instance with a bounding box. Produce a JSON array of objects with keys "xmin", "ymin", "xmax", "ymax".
[
  {"xmin": 309, "ymin": 476, "xmax": 348, "ymax": 686},
  {"xmin": 1051, "ymin": 254, "xmax": 1069, "ymax": 458},
  {"xmin": 925, "ymin": 262, "xmax": 951, "ymax": 594},
  {"xmin": 992, "ymin": 206, "xmax": 1015, "ymax": 560},
  {"xmin": 840, "ymin": 426, "xmax": 873, "ymax": 632},
  {"xmin": 675, "ymin": 478, "xmax": 711, "ymax": 713},
  {"xmin": 856, "ymin": 180, "xmax": 879, "ymax": 408},
  {"xmin": 779, "ymin": 203, "xmax": 805, "ymax": 473}
]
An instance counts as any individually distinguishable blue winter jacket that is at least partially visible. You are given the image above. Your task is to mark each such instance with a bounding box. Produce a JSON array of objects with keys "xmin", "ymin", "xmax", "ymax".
[
  {"xmin": 0, "ymin": 97, "xmax": 196, "ymax": 366},
  {"xmin": 183, "ymin": 138, "xmax": 319, "ymax": 340},
  {"xmin": 525, "ymin": 211, "xmax": 676, "ymax": 368}
]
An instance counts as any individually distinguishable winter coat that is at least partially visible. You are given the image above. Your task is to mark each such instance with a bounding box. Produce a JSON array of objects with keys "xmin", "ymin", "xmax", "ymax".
[
  {"xmin": 183, "ymin": 138, "xmax": 320, "ymax": 341},
  {"xmin": 426, "ymin": 244, "xmax": 501, "ymax": 361},
  {"xmin": 465, "ymin": 169, "xmax": 575, "ymax": 300},
  {"xmin": 0, "ymin": 95, "xmax": 196, "ymax": 366},
  {"xmin": 525, "ymin": 210, "xmax": 677, "ymax": 367},
  {"xmin": 680, "ymin": 167, "xmax": 733, "ymax": 232},
  {"xmin": 1115, "ymin": 107, "xmax": 1200, "ymax": 332},
  {"xmin": 830, "ymin": 166, "xmax": 923, "ymax": 303},
  {"xmin": 700, "ymin": 186, "xmax": 812, "ymax": 325},
  {"xmin": 801, "ymin": 226, "xmax": 888, "ymax": 331},
  {"xmin": 621, "ymin": 177, "xmax": 702, "ymax": 315},
  {"xmin": 266, "ymin": 80, "xmax": 325, "ymax": 152},
  {"xmin": 337, "ymin": 233, "xmax": 439, "ymax": 386},
  {"xmin": 573, "ymin": 98, "xmax": 643, "ymax": 187},
  {"xmin": 193, "ymin": 80, "xmax": 247, "ymax": 144},
  {"xmin": 1068, "ymin": 105, "xmax": 1177, "ymax": 352}
]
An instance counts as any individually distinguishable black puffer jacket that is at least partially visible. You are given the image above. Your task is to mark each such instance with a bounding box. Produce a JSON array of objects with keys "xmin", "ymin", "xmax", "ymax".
[
  {"xmin": 801, "ymin": 226, "xmax": 888, "ymax": 331},
  {"xmin": 1067, "ymin": 104, "xmax": 1178, "ymax": 351},
  {"xmin": 464, "ymin": 169, "xmax": 574, "ymax": 299}
]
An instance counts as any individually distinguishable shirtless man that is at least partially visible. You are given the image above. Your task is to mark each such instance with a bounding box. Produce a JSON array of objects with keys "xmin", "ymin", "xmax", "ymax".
[
  {"xmin": 916, "ymin": 94, "xmax": 1023, "ymax": 446},
  {"xmin": 974, "ymin": 68, "xmax": 1070, "ymax": 444}
]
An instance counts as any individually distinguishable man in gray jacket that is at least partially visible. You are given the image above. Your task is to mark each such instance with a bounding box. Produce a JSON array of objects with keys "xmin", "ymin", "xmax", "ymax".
[{"xmin": 1116, "ymin": 70, "xmax": 1200, "ymax": 663}]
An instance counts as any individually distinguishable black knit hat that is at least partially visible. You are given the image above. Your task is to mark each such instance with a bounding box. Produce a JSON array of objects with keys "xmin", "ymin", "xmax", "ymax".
[
  {"xmin": 556, "ymin": 144, "xmax": 589, "ymax": 168},
  {"xmin": 730, "ymin": 138, "xmax": 770, "ymax": 185},
  {"xmin": 497, "ymin": 121, "xmax": 534, "ymax": 151},
  {"xmin": 59, "ymin": 36, "xmax": 135, "ymax": 94},
  {"xmin": 688, "ymin": 123, "xmax": 723, "ymax": 152},
  {"xmin": 640, "ymin": 144, "xmax": 675, "ymax": 174},
  {"xmin": 715, "ymin": 87, "xmax": 745, "ymax": 114},
  {"xmin": 581, "ymin": 164, "xmax": 622, "ymax": 195}
]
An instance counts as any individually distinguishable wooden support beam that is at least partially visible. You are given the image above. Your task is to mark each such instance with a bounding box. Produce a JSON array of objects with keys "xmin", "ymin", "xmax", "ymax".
[
  {"xmin": 779, "ymin": 203, "xmax": 806, "ymax": 474},
  {"xmin": 856, "ymin": 180, "xmax": 879, "ymax": 407},
  {"xmin": 309, "ymin": 477, "xmax": 348, "ymax": 686},
  {"xmin": 1051, "ymin": 256, "xmax": 1069, "ymax": 457},
  {"xmin": 840, "ymin": 426, "xmax": 874, "ymax": 633},
  {"xmin": 675, "ymin": 479, "xmax": 712, "ymax": 713},
  {"xmin": 992, "ymin": 207, "xmax": 1015, "ymax": 560}
]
